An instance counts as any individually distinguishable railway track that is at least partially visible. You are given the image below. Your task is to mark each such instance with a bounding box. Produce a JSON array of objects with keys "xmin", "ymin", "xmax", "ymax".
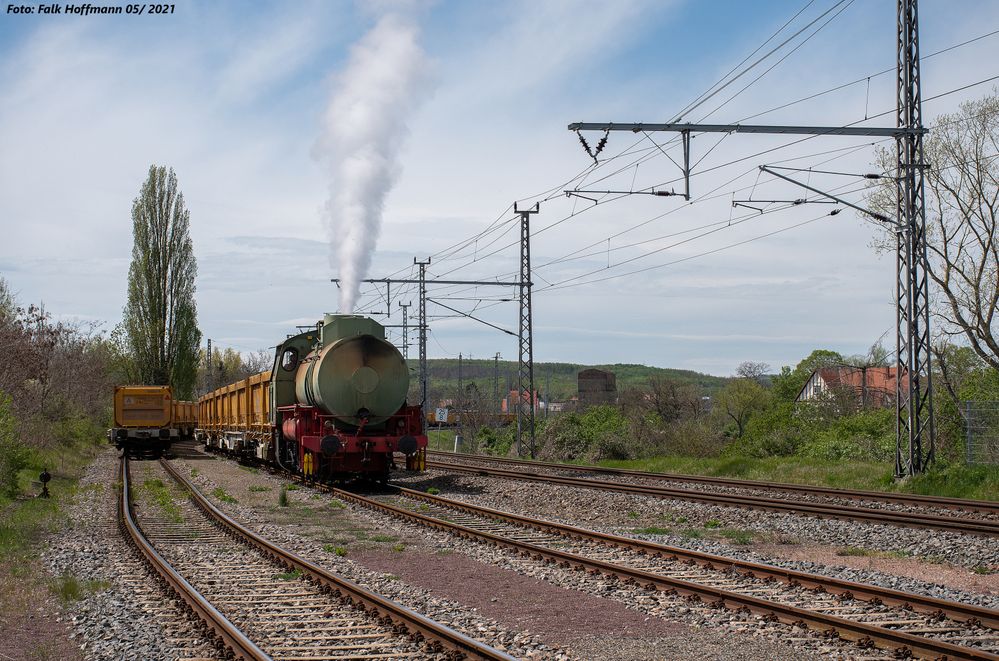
[
  {"xmin": 118, "ymin": 455, "xmax": 515, "ymax": 661},
  {"xmin": 427, "ymin": 451, "xmax": 999, "ymax": 515},
  {"xmin": 426, "ymin": 453, "xmax": 999, "ymax": 537},
  {"xmin": 321, "ymin": 482, "xmax": 999, "ymax": 661}
]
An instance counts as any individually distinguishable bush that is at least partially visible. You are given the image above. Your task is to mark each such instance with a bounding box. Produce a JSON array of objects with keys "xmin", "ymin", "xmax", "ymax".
[
  {"xmin": 0, "ymin": 392, "xmax": 29, "ymax": 498},
  {"xmin": 537, "ymin": 406, "xmax": 629, "ymax": 462}
]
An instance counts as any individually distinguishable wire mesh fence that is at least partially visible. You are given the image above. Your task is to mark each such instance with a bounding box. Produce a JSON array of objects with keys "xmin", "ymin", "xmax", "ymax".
[{"xmin": 964, "ymin": 401, "xmax": 999, "ymax": 464}]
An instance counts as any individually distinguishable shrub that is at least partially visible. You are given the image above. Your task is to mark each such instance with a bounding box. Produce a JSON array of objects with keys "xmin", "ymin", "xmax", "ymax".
[{"xmin": 0, "ymin": 392, "xmax": 29, "ymax": 498}]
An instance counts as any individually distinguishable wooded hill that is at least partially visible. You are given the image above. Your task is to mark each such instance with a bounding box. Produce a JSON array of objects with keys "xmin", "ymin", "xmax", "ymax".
[{"xmin": 415, "ymin": 358, "xmax": 729, "ymax": 402}]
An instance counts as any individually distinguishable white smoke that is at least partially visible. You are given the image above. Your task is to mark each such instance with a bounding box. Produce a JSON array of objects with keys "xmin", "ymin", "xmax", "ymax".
[{"xmin": 315, "ymin": 13, "xmax": 430, "ymax": 313}]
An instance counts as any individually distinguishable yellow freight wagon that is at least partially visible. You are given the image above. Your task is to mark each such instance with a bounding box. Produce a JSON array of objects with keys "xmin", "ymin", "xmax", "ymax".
[
  {"xmin": 108, "ymin": 385, "xmax": 176, "ymax": 456},
  {"xmin": 197, "ymin": 371, "xmax": 273, "ymax": 461}
]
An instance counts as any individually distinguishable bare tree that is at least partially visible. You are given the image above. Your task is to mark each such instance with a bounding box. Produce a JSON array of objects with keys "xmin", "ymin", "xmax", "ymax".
[
  {"xmin": 123, "ymin": 165, "xmax": 201, "ymax": 398},
  {"xmin": 869, "ymin": 91, "xmax": 999, "ymax": 370},
  {"xmin": 736, "ymin": 361, "xmax": 771, "ymax": 383},
  {"xmin": 647, "ymin": 375, "xmax": 701, "ymax": 422}
]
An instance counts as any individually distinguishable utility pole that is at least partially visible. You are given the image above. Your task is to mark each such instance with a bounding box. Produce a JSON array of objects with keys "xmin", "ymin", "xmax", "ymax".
[
  {"xmin": 399, "ymin": 301, "xmax": 411, "ymax": 360},
  {"xmin": 415, "ymin": 258, "xmax": 430, "ymax": 415},
  {"xmin": 515, "ymin": 202, "xmax": 540, "ymax": 459},
  {"xmin": 457, "ymin": 351, "xmax": 463, "ymax": 438},
  {"xmin": 895, "ymin": 0, "xmax": 934, "ymax": 476},
  {"xmin": 567, "ymin": 0, "xmax": 933, "ymax": 475},
  {"xmin": 206, "ymin": 338, "xmax": 212, "ymax": 391},
  {"xmin": 493, "ymin": 352, "xmax": 501, "ymax": 416}
]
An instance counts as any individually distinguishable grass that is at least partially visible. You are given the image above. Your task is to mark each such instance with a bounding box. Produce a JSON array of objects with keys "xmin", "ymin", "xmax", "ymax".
[
  {"xmin": 278, "ymin": 486, "xmax": 289, "ymax": 507},
  {"xmin": 189, "ymin": 468, "xmax": 199, "ymax": 478},
  {"xmin": 627, "ymin": 510, "xmax": 639, "ymax": 520},
  {"xmin": 718, "ymin": 528, "xmax": 754, "ymax": 545},
  {"xmin": 140, "ymin": 479, "xmax": 182, "ymax": 523},
  {"xmin": 703, "ymin": 519, "xmax": 722, "ymax": 529},
  {"xmin": 248, "ymin": 485, "xmax": 271, "ymax": 492},
  {"xmin": 238, "ymin": 465, "xmax": 260, "ymax": 475},
  {"xmin": 425, "ymin": 487, "xmax": 440, "ymax": 495},
  {"xmin": 272, "ymin": 569, "xmax": 302, "ymax": 580},
  {"xmin": 285, "ymin": 483, "xmax": 300, "ymax": 491},
  {"xmin": 371, "ymin": 534, "xmax": 397, "ymax": 543},
  {"xmin": 595, "ymin": 455, "xmax": 999, "ymax": 501},
  {"xmin": 211, "ymin": 487, "xmax": 237, "ymax": 504},
  {"xmin": 328, "ymin": 499, "xmax": 346, "ymax": 510},
  {"xmin": 680, "ymin": 528, "xmax": 703, "ymax": 539},
  {"xmin": 51, "ymin": 574, "xmax": 110, "ymax": 604},
  {"xmin": 392, "ymin": 543, "xmax": 406, "ymax": 552}
]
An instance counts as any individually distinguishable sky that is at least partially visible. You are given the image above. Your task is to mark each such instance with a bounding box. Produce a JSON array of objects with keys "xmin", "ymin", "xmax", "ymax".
[{"xmin": 1, "ymin": 0, "xmax": 997, "ymax": 377}]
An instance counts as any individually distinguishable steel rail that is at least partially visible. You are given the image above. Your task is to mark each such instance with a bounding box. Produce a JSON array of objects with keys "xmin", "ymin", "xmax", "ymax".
[
  {"xmin": 427, "ymin": 459, "xmax": 999, "ymax": 537},
  {"xmin": 393, "ymin": 485, "xmax": 999, "ymax": 630},
  {"xmin": 158, "ymin": 459, "xmax": 515, "ymax": 661},
  {"xmin": 118, "ymin": 456, "xmax": 272, "ymax": 661},
  {"xmin": 332, "ymin": 485, "xmax": 998, "ymax": 660},
  {"xmin": 428, "ymin": 450, "xmax": 999, "ymax": 514}
]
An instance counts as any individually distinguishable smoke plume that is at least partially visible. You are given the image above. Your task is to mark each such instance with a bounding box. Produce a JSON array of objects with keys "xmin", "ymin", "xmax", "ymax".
[{"xmin": 315, "ymin": 13, "xmax": 430, "ymax": 313}]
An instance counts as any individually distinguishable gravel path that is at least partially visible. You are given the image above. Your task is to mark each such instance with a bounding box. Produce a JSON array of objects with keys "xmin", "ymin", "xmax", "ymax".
[
  {"xmin": 396, "ymin": 469, "xmax": 999, "ymax": 571},
  {"xmin": 44, "ymin": 449, "xmax": 220, "ymax": 661}
]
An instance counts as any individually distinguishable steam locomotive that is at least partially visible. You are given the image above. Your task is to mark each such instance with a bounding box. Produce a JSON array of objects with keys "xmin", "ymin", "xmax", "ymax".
[{"xmin": 198, "ymin": 315, "xmax": 427, "ymax": 481}]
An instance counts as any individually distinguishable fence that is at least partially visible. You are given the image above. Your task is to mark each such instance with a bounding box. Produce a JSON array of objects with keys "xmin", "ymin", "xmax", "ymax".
[{"xmin": 964, "ymin": 401, "xmax": 999, "ymax": 464}]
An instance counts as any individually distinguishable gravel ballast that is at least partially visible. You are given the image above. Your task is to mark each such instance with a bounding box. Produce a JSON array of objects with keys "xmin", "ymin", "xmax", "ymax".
[{"xmin": 396, "ymin": 469, "xmax": 999, "ymax": 572}]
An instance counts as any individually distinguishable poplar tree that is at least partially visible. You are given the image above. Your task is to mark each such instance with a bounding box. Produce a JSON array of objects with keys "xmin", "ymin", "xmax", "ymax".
[{"xmin": 123, "ymin": 165, "xmax": 201, "ymax": 399}]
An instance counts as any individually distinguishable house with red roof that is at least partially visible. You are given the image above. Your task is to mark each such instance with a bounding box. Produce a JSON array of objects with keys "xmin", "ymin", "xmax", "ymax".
[{"xmin": 795, "ymin": 366, "xmax": 906, "ymax": 410}]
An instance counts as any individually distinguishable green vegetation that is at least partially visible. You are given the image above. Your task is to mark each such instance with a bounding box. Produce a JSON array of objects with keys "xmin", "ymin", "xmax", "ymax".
[
  {"xmin": 140, "ymin": 478, "xmax": 182, "ymax": 522},
  {"xmin": 51, "ymin": 574, "xmax": 110, "ymax": 604},
  {"xmin": 272, "ymin": 569, "xmax": 302, "ymax": 580},
  {"xmin": 278, "ymin": 487, "xmax": 289, "ymax": 507},
  {"xmin": 425, "ymin": 487, "xmax": 440, "ymax": 495},
  {"xmin": 328, "ymin": 499, "xmax": 346, "ymax": 510},
  {"xmin": 238, "ymin": 466, "xmax": 260, "ymax": 475},
  {"xmin": 392, "ymin": 543, "xmax": 406, "ymax": 553},
  {"xmin": 421, "ymin": 358, "xmax": 727, "ymax": 405},
  {"xmin": 333, "ymin": 546, "xmax": 348, "ymax": 557},
  {"xmin": 211, "ymin": 487, "xmax": 237, "ymax": 504},
  {"xmin": 718, "ymin": 528, "xmax": 754, "ymax": 545},
  {"xmin": 371, "ymin": 534, "xmax": 397, "ymax": 543},
  {"xmin": 285, "ymin": 483, "xmax": 300, "ymax": 491},
  {"xmin": 454, "ymin": 343, "xmax": 998, "ymax": 500},
  {"xmin": 703, "ymin": 519, "xmax": 722, "ymax": 529},
  {"xmin": 248, "ymin": 485, "xmax": 271, "ymax": 492}
]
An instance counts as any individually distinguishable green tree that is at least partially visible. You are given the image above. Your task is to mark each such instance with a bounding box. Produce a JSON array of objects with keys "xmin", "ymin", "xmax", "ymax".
[
  {"xmin": 123, "ymin": 165, "xmax": 201, "ymax": 399},
  {"xmin": 715, "ymin": 378, "xmax": 771, "ymax": 438}
]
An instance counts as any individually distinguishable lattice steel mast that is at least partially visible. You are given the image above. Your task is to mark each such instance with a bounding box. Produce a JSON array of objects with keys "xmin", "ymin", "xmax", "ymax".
[
  {"xmin": 894, "ymin": 0, "xmax": 935, "ymax": 476},
  {"xmin": 415, "ymin": 258, "xmax": 430, "ymax": 414},
  {"xmin": 515, "ymin": 202, "xmax": 539, "ymax": 458}
]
